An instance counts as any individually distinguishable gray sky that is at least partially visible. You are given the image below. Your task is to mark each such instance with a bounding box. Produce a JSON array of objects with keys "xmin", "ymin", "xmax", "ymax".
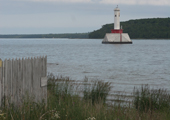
[{"xmin": 0, "ymin": 0, "xmax": 170, "ymax": 34}]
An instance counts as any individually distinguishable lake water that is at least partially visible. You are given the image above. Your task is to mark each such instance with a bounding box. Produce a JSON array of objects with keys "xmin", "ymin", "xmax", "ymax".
[{"xmin": 0, "ymin": 38, "xmax": 170, "ymax": 94}]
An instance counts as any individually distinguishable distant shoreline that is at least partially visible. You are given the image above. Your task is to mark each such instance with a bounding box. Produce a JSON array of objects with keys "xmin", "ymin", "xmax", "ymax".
[
  {"xmin": 0, "ymin": 33, "xmax": 89, "ymax": 39},
  {"xmin": 0, "ymin": 37, "xmax": 170, "ymax": 40}
]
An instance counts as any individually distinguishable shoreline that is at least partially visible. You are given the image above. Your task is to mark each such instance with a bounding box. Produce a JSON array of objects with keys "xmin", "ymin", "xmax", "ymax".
[{"xmin": 0, "ymin": 38, "xmax": 170, "ymax": 40}]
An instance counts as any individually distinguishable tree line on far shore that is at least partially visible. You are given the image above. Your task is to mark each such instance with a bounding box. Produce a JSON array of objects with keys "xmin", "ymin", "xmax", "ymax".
[
  {"xmin": 0, "ymin": 33, "xmax": 89, "ymax": 39},
  {"xmin": 89, "ymin": 18, "xmax": 170, "ymax": 39}
]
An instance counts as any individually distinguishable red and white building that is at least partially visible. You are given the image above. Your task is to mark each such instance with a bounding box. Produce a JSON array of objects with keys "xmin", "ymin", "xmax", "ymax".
[{"xmin": 102, "ymin": 6, "xmax": 132, "ymax": 44}]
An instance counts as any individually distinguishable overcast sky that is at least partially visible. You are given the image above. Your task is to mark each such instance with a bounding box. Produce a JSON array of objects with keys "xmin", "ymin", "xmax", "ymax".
[{"xmin": 0, "ymin": 0, "xmax": 170, "ymax": 34}]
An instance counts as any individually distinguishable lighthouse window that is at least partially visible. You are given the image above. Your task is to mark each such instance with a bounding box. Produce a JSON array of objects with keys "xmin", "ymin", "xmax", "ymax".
[{"xmin": 115, "ymin": 15, "xmax": 117, "ymax": 17}]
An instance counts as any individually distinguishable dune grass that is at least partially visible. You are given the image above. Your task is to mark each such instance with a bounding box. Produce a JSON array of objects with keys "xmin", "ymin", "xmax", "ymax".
[
  {"xmin": 0, "ymin": 76, "xmax": 170, "ymax": 120},
  {"xmin": 133, "ymin": 84, "xmax": 170, "ymax": 112}
]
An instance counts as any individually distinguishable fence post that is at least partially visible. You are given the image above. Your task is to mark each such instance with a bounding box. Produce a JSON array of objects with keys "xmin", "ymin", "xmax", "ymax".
[{"xmin": 0, "ymin": 59, "xmax": 2, "ymax": 106}]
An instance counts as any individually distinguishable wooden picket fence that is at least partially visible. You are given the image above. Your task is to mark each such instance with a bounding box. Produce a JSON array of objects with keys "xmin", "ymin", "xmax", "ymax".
[{"xmin": 0, "ymin": 56, "xmax": 47, "ymax": 106}]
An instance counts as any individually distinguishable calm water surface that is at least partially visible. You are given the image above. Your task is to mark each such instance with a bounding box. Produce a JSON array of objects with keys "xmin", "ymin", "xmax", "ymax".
[{"xmin": 0, "ymin": 38, "xmax": 170, "ymax": 93}]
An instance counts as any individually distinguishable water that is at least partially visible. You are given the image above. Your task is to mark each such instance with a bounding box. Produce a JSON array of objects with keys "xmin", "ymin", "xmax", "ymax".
[{"xmin": 0, "ymin": 38, "xmax": 170, "ymax": 94}]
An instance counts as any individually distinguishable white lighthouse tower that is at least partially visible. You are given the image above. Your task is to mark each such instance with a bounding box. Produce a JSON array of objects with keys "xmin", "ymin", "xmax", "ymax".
[
  {"xmin": 114, "ymin": 6, "xmax": 120, "ymax": 30},
  {"xmin": 102, "ymin": 6, "xmax": 132, "ymax": 44}
]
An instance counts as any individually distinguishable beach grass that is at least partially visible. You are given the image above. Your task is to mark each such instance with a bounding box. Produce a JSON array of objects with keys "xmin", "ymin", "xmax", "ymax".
[{"xmin": 0, "ymin": 76, "xmax": 170, "ymax": 120}]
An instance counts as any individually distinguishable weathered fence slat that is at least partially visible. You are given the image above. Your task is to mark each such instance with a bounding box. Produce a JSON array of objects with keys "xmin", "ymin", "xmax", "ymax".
[
  {"xmin": 0, "ymin": 56, "xmax": 47, "ymax": 106},
  {"xmin": 18, "ymin": 58, "xmax": 22, "ymax": 105},
  {"xmin": 13, "ymin": 58, "xmax": 18, "ymax": 105},
  {"xmin": 42, "ymin": 56, "xmax": 47, "ymax": 103},
  {"xmin": 0, "ymin": 59, "xmax": 3, "ymax": 105},
  {"xmin": 7, "ymin": 59, "xmax": 12, "ymax": 104}
]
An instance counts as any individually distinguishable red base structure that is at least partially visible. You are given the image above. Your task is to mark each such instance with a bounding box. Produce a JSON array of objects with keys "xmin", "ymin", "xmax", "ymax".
[{"xmin": 111, "ymin": 29, "xmax": 123, "ymax": 33}]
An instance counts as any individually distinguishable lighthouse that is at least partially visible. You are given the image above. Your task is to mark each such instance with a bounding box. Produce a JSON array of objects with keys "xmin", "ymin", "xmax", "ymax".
[
  {"xmin": 114, "ymin": 6, "xmax": 120, "ymax": 30},
  {"xmin": 102, "ymin": 6, "xmax": 132, "ymax": 44}
]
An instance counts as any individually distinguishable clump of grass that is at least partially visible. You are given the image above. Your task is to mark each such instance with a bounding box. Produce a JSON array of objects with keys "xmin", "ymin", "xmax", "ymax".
[
  {"xmin": 1, "ymin": 97, "xmax": 47, "ymax": 120},
  {"xmin": 48, "ymin": 75, "xmax": 74, "ymax": 99},
  {"xmin": 83, "ymin": 77, "xmax": 112, "ymax": 105},
  {"xmin": 133, "ymin": 84, "xmax": 170, "ymax": 112}
]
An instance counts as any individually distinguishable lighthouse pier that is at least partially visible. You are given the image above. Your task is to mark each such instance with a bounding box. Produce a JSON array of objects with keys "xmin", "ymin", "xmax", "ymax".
[{"xmin": 102, "ymin": 33, "xmax": 132, "ymax": 44}]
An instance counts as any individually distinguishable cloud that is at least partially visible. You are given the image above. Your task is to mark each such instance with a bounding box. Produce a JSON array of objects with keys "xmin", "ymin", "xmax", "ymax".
[
  {"xmin": 8, "ymin": 0, "xmax": 170, "ymax": 5},
  {"xmin": 100, "ymin": 0, "xmax": 170, "ymax": 6},
  {"xmin": 16, "ymin": 0, "xmax": 92, "ymax": 3}
]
